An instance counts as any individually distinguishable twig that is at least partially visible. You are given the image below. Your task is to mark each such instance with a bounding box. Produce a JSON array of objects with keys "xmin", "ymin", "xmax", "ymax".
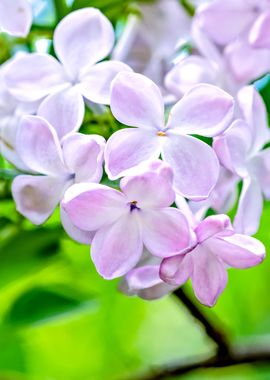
[{"xmin": 173, "ymin": 288, "xmax": 230, "ymax": 356}]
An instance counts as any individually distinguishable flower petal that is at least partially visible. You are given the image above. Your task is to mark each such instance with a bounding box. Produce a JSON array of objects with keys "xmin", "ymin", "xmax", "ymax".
[
  {"xmin": 197, "ymin": 0, "xmax": 256, "ymax": 45},
  {"xmin": 195, "ymin": 214, "xmax": 232, "ymax": 243},
  {"xmin": 62, "ymin": 133, "xmax": 105, "ymax": 183},
  {"xmin": 120, "ymin": 160, "xmax": 175, "ymax": 208},
  {"xmin": 167, "ymin": 84, "xmax": 234, "ymax": 137},
  {"xmin": 160, "ymin": 254, "xmax": 193, "ymax": 286},
  {"xmin": 79, "ymin": 61, "xmax": 132, "ymax": 105},
  {"xmin": 62, "ymin": 183, "xmax": 127, "ymax": 231},
  {"xmin": 5, "ymin": 53, "xmax": 67, "ymax": 101},
  {"xmin": 0, "ymin": 0, "xmax": 32, "ymax": 37},
  {"xmin": 250, "ymin": 148, "xmax": 270, "ymax": 199},
  {"xmin": 38, "ymin": 86, "xmax": 85, "ymax": 140},
  {"xmin": 192, "ymin": 245, "xmax": 228, "ymax": 307},
  {"xmin": 60, "ymin": 207, "xmax": 94, "ymax": 245},
  {"xmin": 140, "ymin": 207, "xmax": 192, "ymax": 257},
  {"xmin": 91, "ymin": 214, "xmax": 143, "ymax": 279},
  {"xmin": 12, "ymin": 175, "xmax": 67, "ymax": 225},
  {"xmin": 125, "ymin": 265, "xmax": 162, "ymax": 290},
  {"xmin": 54, "ymin": 8, "xmax": 114, "ymax": 78},
  {"xmin": 162, "ymin": 133, "xmax": 219, "ymax": 200},
  {"xmin": 105, "ymin": 128, "xmax": 160, "ymax": 180},
  {"xmin": 16, "ymin": 115, "xmax": 67, "ymax": 176},
  {"xmin": 234, "ymin": 177, "xmax": 263, "ymax": 235},
  {"xmin": 110, "ymin": 71, "xmax": 164, "ymax": 130},
  {"xmin": 249, "ymin": 10, "xmax": 270, "ymax": 49},
  {"xmin": 209, "ymin": 234, "xmax": 265, "ymax": 269}
]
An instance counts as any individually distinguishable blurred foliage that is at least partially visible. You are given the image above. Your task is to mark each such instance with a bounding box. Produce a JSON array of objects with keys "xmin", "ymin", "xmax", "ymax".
[{"xmin": 1, "ymin": 0, "xmax": 270, "ymax": 380}]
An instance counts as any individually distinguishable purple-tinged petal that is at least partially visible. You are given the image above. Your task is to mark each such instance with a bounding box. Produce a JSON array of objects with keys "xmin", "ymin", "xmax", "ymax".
[
  {"xmin": 16, "ymin": 116, "xmax": 67, "ymax": 176},
  {"xmin": 160, "ymin": 254, "xmax": 193, "ymax": 286},
  {"xmin": 38, "ymin": 86, "xmax": 85, "ymax": 140},
  {"xmin": 191, "ymin": 245, "xmax": 228, "ymax": 307},
  {"xmin": 12, "ymin": 175, "xmax": 68, "ymax": 225},
  {"xmin": 5, "ymin": 53, "xmax": 67, "ymax": 101},
  {"xmin": 62, "ymin": 133, "xmax": 105, "ymax": 183},
  {"xmin": 209, "ymin": 234, "xmax": 265, "ymax": 269},
  {"xmin": 167, "ymin": 84, "xmax": 234, "ymax": 137},
  {"xmin": 213, "ymin": 119, "xmax": 252, "ymax": 177},
  {"xmin": 195, "ymin": 214, "xmax": 232, "ymax": 243},
  {"xmin": 249, "ymin": 10, "xmax": 270, "ymax": 49},
  {"xmin": 110, "ymin": 71, "xmax": 164, "ymax": 130},
  {"xmin": 120, "ymin": 161, "xmax": 175, "ymax": 208},
  {"xmin": 125, "ymin": 265, "xmax": 162, "ymax": 290},
  {"xmin": 54, "ymin": 8, "xmax": 114, "ymax": 78},
  {"xmin": 250, "ymin": 148, "xmax": 270, "ymax": 199},
  {"xmin": 79, "ymin": 61, "xmax": 132, "ymax": 105},
  {"xmin": 60, "ymin": 207, "xmax": 94, "ymax": 245},
  {"xmin": 225, "ymin": 39, "xmax": 270, "ymax": 84},
  {"xmin": 140, "ymin": 207, "xmax": 192, "ymax": 257},
  {"xmin": 196, "ymin": 0, "xmax": 256, "ymax": 45},
  {"xmin": 91, "ymin": 213, "xmax": 142, "ymax": 279},
  {"xmin": 234, "ymin": 177, "xmax": 263, "ymax": 235},
  {"xmin": 165, "ymin": 56, "xmax": 218, "ymax": 98},
  {"xmin": 162, "ymin": 133, "xmax": 219, "ymax": 200},
  {"xmin": 0, "ymin": 0, "xmax": 32, "ymax": 37},
  {"xmin": 237, "ymin": 86, "xmax": 270, "ymax": 154},
  {"xmin": 105, "ymin": 128, "xmax": 160, "ymax": 180},
  {"xmin": 62, "ymin": 183, "xmax": 127, "ymax": 231}
]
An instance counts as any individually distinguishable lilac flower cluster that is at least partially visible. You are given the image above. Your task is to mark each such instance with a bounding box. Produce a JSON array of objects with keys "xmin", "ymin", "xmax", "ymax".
[{"xmin": 1, "ymin": 1, "xmax": 269, "ymax": 307}]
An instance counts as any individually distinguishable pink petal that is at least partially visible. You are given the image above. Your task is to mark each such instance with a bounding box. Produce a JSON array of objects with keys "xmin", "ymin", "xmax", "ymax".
[
  {"xmin": 5, "ymin": 53, "xmax": 67, "ymax": 101},
  {"xmin": 237, "ymin": 86, "xmax": 270, "ymax": 154},
  {"xmin": 91, "ymin": 214, "xmax": 143, "ymax": 279},
  {"xmin": 213, "ymin": 119, "xmax": 252, "ymax": 177},
  {"xmin": 12, "ymin": 175, "xmax": 68, "ymax": 225},
  {"xmin": 105, "ymin": 128, "xmax": 160, "ymax": 179},
  {"xmin": 60, "ymin": 207, "xmax": 94, "ymax": 245},
  {"xmin": 195, "ymin": 214, "xmax": 232, "ymax": 243},
  {"xmin": 140, "ymin": 208, "xmax": 192, "ymax": 257},
  {"xmin": 209, "ymin": 234, "xmax": 265, "ymax": 269},
  {"xmin": 249, "ymin": 10, "xmax": 270, "ymax": 49},
  {"xmin": 125, "ymin": 265, "xmax": 162, "ymax": 290},
  {"xmin": 225, "ymin": 39, "xmax": 270, "ymax": 84},
  {"xmin": 196, "ymin": 0, "xmax": 256, "ymax": 45},
  {"xmin": 79, "ymin": 61, "xmax": 132, "ymax": 105},
  {"xmin": 165, "ymin": 56, "xmax": 218, "ymax": 98},
  {"xmin": 37, "ymin": 86, "xmax": 85, "ymax": 140},
  {"xmin": 162, "ymin": 133, "xmax": 219, "ymax": 200},
  {"xmin": 251, "ymin": 148, "xmax": 270, "ymax": 199},
  {"xmin": 167, "ymin": 84, "xmax": 234, "ymax": 137},
  {"xmin": 62, "ymin": 183, "xmax": 127, "ymax": 231},
  {"xmin": 192, "ymin": 245, "xmax": 228, "ymax": 307},
  {"xmin": 160, "ymin": 254, "xmax": 193, "ymax": 286},
  {"xmin": 0, "ymin": 0, "xmax": 32, "ymax": 37},
  {"xmin": 62, "ymin": 133, "xmax": 105, "ymax": 183},
  {"xmin": 234, "ymin": 177, "xmax": 263, "ymax": 235},
  {"xmin": 54, "ymin": 8, "xmax": 114, "ymax": 78},
  {"xmin": 110, "ymin": 71, "xmax": 164, "ymax": 130},
  {"xmin": 120, "ymin": 161, "xmax": 175, "ymax": 208},
  {"xmin": 16, "ymin": 116, "xmax": 67, "ymax": 176}
]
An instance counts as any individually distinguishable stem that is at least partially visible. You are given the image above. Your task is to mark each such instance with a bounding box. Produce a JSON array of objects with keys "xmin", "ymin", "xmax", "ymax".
[{"xmin": 53, "ymin": 0, "xmax": 69, "ymax": 22}]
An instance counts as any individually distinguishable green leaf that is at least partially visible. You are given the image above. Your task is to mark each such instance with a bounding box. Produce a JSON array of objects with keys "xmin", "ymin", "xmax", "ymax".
[{"xmin": 5, "ymin": 287, "xmax": 97, "ymax": 326}]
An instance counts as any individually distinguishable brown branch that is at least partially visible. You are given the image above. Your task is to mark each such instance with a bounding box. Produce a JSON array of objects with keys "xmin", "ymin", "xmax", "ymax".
[
  {"xmin": 129, "ymin": 342, "xmax": 270, "ymax": 380},
  {"xmin": 173, "ymin": 288, "xmax": 230, "ymax": 356}
]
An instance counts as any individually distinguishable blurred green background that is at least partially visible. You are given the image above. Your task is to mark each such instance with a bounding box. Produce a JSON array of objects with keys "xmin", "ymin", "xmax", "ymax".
[{"xmin": 1, "ymin": 1, "xmax": 270, "ymax": 379}]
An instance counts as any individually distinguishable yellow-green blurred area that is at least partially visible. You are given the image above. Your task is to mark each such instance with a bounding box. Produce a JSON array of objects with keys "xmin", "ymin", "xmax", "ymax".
[{"xmin": 1, "ymin": 1, "xmax": 270, "ymax": 379}]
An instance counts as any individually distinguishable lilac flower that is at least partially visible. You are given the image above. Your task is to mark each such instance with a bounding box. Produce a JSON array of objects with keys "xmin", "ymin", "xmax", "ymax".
[
  {"xmin": 160, "ymin": 214, "xmax": 265, "ymax": 307},
  {"xmin": 12, "ymin": 115, "xmax": 105, "ymax": 228},
  {"xmin": 196, "ymin": 0, "xmax": 270, "ymax": 83},
  {"xmin": 62, "ymin": 161, "xmax": 194, "ymax": 279},
  {"xmin": 214, "ymin": 86, "xmax": 270, "ymax": 235},
  {"xmin": 105, "ymin": 71, "xmax": 234, "ymax": 200},
  {"xmin": 113, "ymin": 0, "xmax": 190, "ymax": 92},
  {"xmin": 4, "ymin": 8, "xmax": 132, "ymax": 139},
  {"xmin": 0, "ymin": 0, "xmax": 32, "ymax": 37}
]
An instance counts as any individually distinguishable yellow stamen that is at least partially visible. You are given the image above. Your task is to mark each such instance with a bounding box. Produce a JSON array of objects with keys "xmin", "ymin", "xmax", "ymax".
[
  {"xmin": 157, "ymin": 131, "xmax": 166, "ymax": 137},
  {"xmin": 130, "ymin": 200, "xmax": 138, "ymax": 205}
]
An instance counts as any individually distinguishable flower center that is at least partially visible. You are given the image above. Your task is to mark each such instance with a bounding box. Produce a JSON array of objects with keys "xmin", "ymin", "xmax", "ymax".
[
  {"xmin": 129, "ymin": 200, "xmax": 139, "ymax": 212},
  {"xmin": 157, "ymin": 131, "xmax": 166, "ymax": 137}
]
